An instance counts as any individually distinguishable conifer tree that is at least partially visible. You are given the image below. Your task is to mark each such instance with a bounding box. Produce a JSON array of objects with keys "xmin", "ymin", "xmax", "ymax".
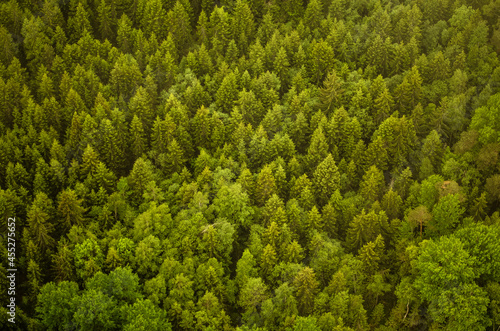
[
  {"xmin": 294, "ymin": 267, "xmax": 319, "ymax": 315},
  {"xmin": 307, "ymin": 206, "xmax": 323, "ymax": 232},
  {"xmin": 255, "ymin": 165, "xmax": 277, "ymax": 206},
  {"xmin": 307, "ymin": 126, "xmax": 329, "ymax": 170},
  {"xmin": 27, "ymin": 192, "xmax": 55, "ymax": 250},
  {"xmin": 52, "ymin": 239, "xmax": 75, "ymax": 282},
  {"xmin": 110, "ymin": 54, "xmax": 143, "ymax": 101},
  {"xmin": 320, "ymin": 69, "xmax": 344, "ymax": 114},
  {"xmin": 308, "ymin": 40, "xmax": 334, "ymax": 85},
  {"xmin": 67, "ymin": 3, "xmax": 93, "ymax": 42},
  {"xmin": 358, "ymin": 235, "xmax": 385, "ymax": 274},
  {"xmin": 129, "ymin": 115, "xmax": 147, "ymax": 161},
  {"xmin": 57, "ymin": 189, "xmax": 86, "ymax": 232},
  {"xmin": 216, "ymin": 72, "xmax": 238, "ymax": 113},
  {"xmin": 166, "ymin": 1, "xmax": 192, "ymax": 54},
  {"xmin": 313, "ymin": 154, "xmax": 340, "ymax": 206},
  {"xmin": 232, "ymin": 0, "xmax": 254, "ymax": 54},
  {"xmin": 373, "ymin": 88, "xmax": 394, "ymax": 125},
  {"xmin": 303, "ymin": 0, "xmax": 322, "ymax": 32},
  {"xmin": 359, "ymin": 165, "xmax": 385, "ymax": 203}
]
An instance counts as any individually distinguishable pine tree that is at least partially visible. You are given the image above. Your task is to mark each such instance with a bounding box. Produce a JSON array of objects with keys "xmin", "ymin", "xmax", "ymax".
[
  {"xmin": 261, "ymin": 244, "xmax": 277, "ymax": 279},
  {"xmin": 130, "ymin": 87, "xmax": 155, "ymax": 135},
  {"xmin": 274, "ymin": 164, "xmax": 288, "ymax": 200},
  {"xmin": 231, "ymin": 0, "xmax": 254, "ymax": 54},
  {"xmin": 320, "ymin": 69, "xmax": 344, "ymax": 114},
  {"xmin": 261, "ymin": 104, "xmax": 283, "ymax": 137},
  {"xmin": 237, "ymin": 167, "xmax": 255, "ymax": 200},
  {"xmin": 381, "ymin": 189, "xmax": 402, "ymax": 220},
  {"xmin": 236, "ymin": 249, "xmax": 258, "ymax": 289},
  {"xmin": 273, "ymin": 47, "xmax": 289, "ymax": 91},
  {"xmin": 359, "ymin": 165, "xmax": 385, "ymax": 203},
  {"xmin": 140, "ymin": 0, "xmax": 166, "ymax": 38},
  {"xmin": 284, "ymin": 240, "xmax": 304, "ymax": 263},
  {"xmin": 307, "ymin": 126, "xmax": 329, "ymax": 170},
  {"xmin": 57, "ymin": 189, "xmax": 86, "ymax": 232},
  {"xmin": 239, "ymin": 277, "xmax": 268, "ymax": 324},
  {"xmin": 255, "ymin": 165, "xmax": 277, "ymax": 206},
  {"xmin": 313, "ymin": 154, "xmax": 340, "ymax": 206},
  {"xmin": 470, "ymin": 192, "xmax": 487, "ymax": 222},
  {"xmin": 27, "ymin": 259, "xmax": 43, "ymax": 301},
  {"xmin": 322, "ymin": 202, "xmax": 338, "ymax": 239},
  {"xmin": 191, "ymin": 106, "xmax": 212, "ymax": 150},
  {"xmin": 308, "ymin": 39, "xmax": 334, "ymax": 85},
  {"xmin": 367, "ymin": 35, "xmax": 393, "ymax": 77},
  {"xmin": 98, "ymin": 119, "xmax": 124, "ymax": 174},
  {"xmin": 128, "ymin": 158, "xmax": 156, "ymax": 203},
  {"xmin": 67, "ymin": 2, "xmax": 93, "ymax": 42},
  {"xmin": 209, "ymin": 6, "xmax": 232, "ymax": 56},
  {"xmin": 150, "ymin": 115, "xmax": 176, "ymax": 158},
  {"xmin": 430, "ymin": 51, "xmax": 450, "ymax": 81},
  {"xmin": 27, "ymin": 192, "xmax": 55, "ymax": 250},
  {"xmin": 291, "ymin": 111, "xmax": 309, "ymax": 153},
  {"xmin": 363, "ymin": 136, "xmax": 389, "ymax": 172},
  {"xmin": 373, "ymin": 88, "xmax": 394, "ymax": 125},
  {"xmin": 395, "ymin": 66, "xmax": 422, "ymax": 114},
  {"xmin": 307, "ymin": 206, "xmax": 323, "ymax": 232},
  {"xmin": 264, "ymin": 221, "xmax": 281, "ymax": 247},
  {"xmin": 303, "ymin": 0, "xmax": 322, "ymax": 32},
  {"xmin": 166, "ymin": 139, "xmax": 186, "ymax": 174},
  {"xmin": 129, "ymin": 115, "xmax": 147, "ymax": 161},
  {"xmin": 80, "ymin": 144, "xmax": 100, "ymax": 178},
  {"xmin": 391, "ymin": 42, "xmax": 410, "ymax": 75},
  {"xmin": 294, "ymin": 267, "xmax": 319, "ymax": 315},
  {"xmin": 197, "ymin": 10, "xmax": 210, "ymax": 45},
  {"xmin": 111, "ymin": 56, "xmax": 143, "ymax": 104},
  {"xmin": 236, "ymin": 89, "xmax": 265, "ymax": 127},
  {"xmin": 0, "ymin": 26, "xmax": 17, "ymax": 66},
  {"xmin": 52, "ymin": 239, "xmax": 75, "ymax": 281},
  {"xmin": 166, "ymin": 1, "xmax": 192, "ymax": 54},
  {"xmin": 248, "ymin": 125, "xmax": 269, "ymax": 170},
  {"xmin": 216, "ymin": 72, "xmax": 238, "ymax": 113},
  {"xmin": 358, "ymin": 235, "xmax": 385, "ymax": 274},
  {"xmin": 97, "ymin": 0, "xmax": 116, "ymax": 42},
  {"xmin": 373, "ymin": 115, "xmax": 417, "ymax": 169},
  {"xmin": 346, "ymin": 210, "xmax": 388, "ymax": 251}
]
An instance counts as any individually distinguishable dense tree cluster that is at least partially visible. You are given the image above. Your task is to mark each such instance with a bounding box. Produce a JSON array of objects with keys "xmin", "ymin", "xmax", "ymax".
[{"xmin": 1, "ymin": 0, "xmax": 500, "ymax": 329}]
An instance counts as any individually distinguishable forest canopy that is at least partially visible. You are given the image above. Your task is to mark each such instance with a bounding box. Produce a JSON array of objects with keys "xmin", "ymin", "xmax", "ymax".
[{"xmin": 1, "ymin": 0, "xmax": 500, "ymax": 330}]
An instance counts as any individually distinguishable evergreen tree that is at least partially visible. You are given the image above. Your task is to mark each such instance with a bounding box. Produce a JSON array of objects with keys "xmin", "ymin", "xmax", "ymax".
[
  {"xmin": 27, "ymin": 192, "xmax": 55, "ymax": 250},
  {"xmin": 166, "ymin": 1, "xmax": 192, "ymax": 54},
  {"xmin": 359, "ymin": 166, "xmax": 385, "ymax": 203},
  {"xmin": 57, "ymin": 189, "xmax": 86, "ymax": 232},
  {"xmin": 313, "ymin": 154, "xmax": 340, "ymax": 206},
  {"xmin": 255, "ymin": 165, "xmax": 277, "ymax": 206},
  {"xmin": 307, "ymin": 126, "xmax": 329, "ymax": 171},
  {"xmin": 129, "ymin": 115, "xmax": 147, "ymax": 160},
  {"xmin": 216, "ymin": 72, "xmax": 238, "ymax": 113},
  {"xmin": 294, "ymin": 267, "xmax": 319, "ymax": 316},
  {"xmin": 97, "ymin": 0, "xmax": 116, "ymax": 42},
  {"xmin": 67, "ymin": 2, "xmax": 93, "ymax": 42},
  {"xmin": 320, "ymin": 69, "xmax": 344, "ymax": 114}
]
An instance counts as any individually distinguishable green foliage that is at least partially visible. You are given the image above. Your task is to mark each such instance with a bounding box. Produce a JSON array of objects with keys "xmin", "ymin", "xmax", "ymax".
[
  {"xmin": 122, "ymin": 299, "xmax": 172, "ymax": 331},
  {"xmin": 36, "ymin": 281, "xmax": 79, "ymax": 330},
  {"xmin": 74, "ymin": 238, "xmax": 105, "ymax": 281},
  {"xmin": 414, "ymin": 236, "xmax": 491, "ymax": 328},
  {"xmin": 470, "ymin": 92, "xmax": 500, "ymax": 144},
  {"xmin": 313, "ymin": 154, "xmax": 340, "ymax": 206},
  {"xmin": 428, "ymin": 193, "xmax": 464, "ymax": 237},
  {"xmin": 3, "ymin": 0, "xmax": 500, "ymax": 328},
  {"xmin": 73, "ymin": 289, "xmax": 118, "ymax": 330}
]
